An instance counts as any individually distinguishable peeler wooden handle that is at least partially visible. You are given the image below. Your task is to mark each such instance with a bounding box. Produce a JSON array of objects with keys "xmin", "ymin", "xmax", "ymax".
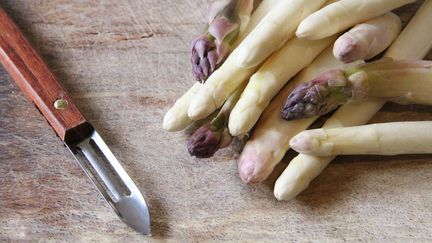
[{"xmin": 0, "ymin": 7, "xmax": 91, "ymax": 143}]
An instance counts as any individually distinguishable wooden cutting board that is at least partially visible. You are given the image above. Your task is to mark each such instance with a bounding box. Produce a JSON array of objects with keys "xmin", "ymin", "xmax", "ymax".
[{"xmin": 1, "ymin": 0, "xmax": 431, "ymax": 241}]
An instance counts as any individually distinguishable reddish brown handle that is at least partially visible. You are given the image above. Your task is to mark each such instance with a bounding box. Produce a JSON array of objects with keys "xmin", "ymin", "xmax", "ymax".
[{"xmin": 0, "ymin": 8, "xmax": 91, "ymax": 143}]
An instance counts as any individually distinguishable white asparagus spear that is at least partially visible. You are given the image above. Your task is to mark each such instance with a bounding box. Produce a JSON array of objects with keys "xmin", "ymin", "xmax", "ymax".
[
  {"xmin": 229, "ymin": 35, "xmax": 336, "ymax": 136},
  {"xmin": 281, "ymin": 59, "xmax": 432, "ymax": 120},
  {"xmin": 188, "ymin": 0, "xmax": 340, "ymax": 121},
  {"xmin": 163, "ymin": 82, "xmax": 202, "ymax": 131},
  {"xmin": 290, "ymin": 122, "xmax": 432, "ymax": 156},
  {"xmin": 333, "ymin": 13, "xmax": 401, "ymax": 63},
  {"xmin": 274, "ymin": 98, "xmax": 383, "ymax": 200},
  {"xmin": 232, "ymin": 0, "xmax": 284, "ymax": 49},
  {"xmin": 386, "ymin": 0, "xmax": 432, "ymax": 60},
  {"xmin": 237, "ymin": 46, "xmax": 362, "ymax": 183},
  {"xmin": 235, "ymin": 0, "xmax": 328, "ymax": 68},
  {"xmin": 275, "ymin": 102, "xmax": 412, "ymax": 201},
  {"xmin": 163, "ymin": 0, "xmax": 280, "ymax": 131},
  {"xmin": 296, "ymin": 0, "xmax": 415, "ymax": 40},
  {"xmin": 234, "ymin": 0, "xmax": 282, "ymax": 46},
  {"xmin": 275, "ymin": 0, "xmax": 432, "ymax": 201}
]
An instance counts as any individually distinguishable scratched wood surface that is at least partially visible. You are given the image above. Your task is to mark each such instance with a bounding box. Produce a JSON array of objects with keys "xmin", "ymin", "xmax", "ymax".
[{"xmin": 1, "ymin": 0, "xmax": 431, "ymax": 242}]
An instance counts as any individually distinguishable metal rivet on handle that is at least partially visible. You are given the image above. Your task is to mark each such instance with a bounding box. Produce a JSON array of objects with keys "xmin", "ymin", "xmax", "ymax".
[{"xmin": 54, "ymin": 98, "xmax": 68, "ymax": 110}]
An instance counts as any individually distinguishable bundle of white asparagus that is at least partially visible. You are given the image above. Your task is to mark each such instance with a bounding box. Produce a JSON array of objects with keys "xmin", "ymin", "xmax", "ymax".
[{"xmin": 163, "ymin": 0, "xmax": 432, "ymax": 200}]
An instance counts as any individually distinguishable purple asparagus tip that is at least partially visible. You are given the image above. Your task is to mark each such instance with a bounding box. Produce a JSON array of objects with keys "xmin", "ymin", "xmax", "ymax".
[
  {"xmin": 187, "ymin": 124, "xmax": 223, "ymax": 158},
  {"xmin": 281, "ymin": 69, "xmax": 352, "ymax": 121},
  {"xmin": 190, "ymin": 0, "xmax": 253, "ymax": 82},
  {"xmin": 191, "ymin": 35, "xmax": 219, "ymax": 82}
]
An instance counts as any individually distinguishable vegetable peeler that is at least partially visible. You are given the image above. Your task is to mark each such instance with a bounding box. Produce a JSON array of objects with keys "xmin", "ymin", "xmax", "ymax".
[{"xmin": 0, "ymin": 7, "xmax": 151, "ymax": 235}]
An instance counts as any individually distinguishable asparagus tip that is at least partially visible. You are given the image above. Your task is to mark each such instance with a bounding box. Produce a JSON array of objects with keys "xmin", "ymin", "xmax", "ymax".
[
  {"xmin": 188, "ymin": 99, "xmax": 216, "ymax": 121},
  {"xmin": 191, "ymin": 0, "xmax": 252, "ymax": 82},
  {"xmin": 163, "ymin": 112, "xmax": 182, "ymax": 132},
  {"xmin": 238, "ymin": 156, "xmax": 256, "ymax": 183},
  {"xmin": 333, "ymin": 35, "xmax": 363, "ymax": 63},
  {"xmin": 187, "ymin": 124, "xmax": 222, "ymax": 158},
  {"xmin": 274, "ymin": 181, "xmax": 296, "ymax": 201},
  {"xmin": 295, "ymin": 21, "xmax": 316, "ymax": 40},
  {"xmin": 289, "ymin": 132, "xmax": 320, "ymax": 154},
  {"xmin": 290, "ymin": 130, "xmax": 335, "ymax": 156},
  {"xmin": 281, "ymin": 69, "xmax": 351, "ymax": 121},
  {"xmin": 238, "ymin": 151, "xmax": 274, "ymax": 184},
  {"xmin": 191, "ymin": 35, "xmax": 218, "ymax": 82}
]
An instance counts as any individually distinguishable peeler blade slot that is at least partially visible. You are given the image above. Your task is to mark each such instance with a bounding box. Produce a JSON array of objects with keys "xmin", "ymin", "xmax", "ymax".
[
  {"xmin": 88, "ymin": 131, "xmax": 143, "ymax": 197},
  {"xmin": 76, "ymin": 139, "xmax": 129, "ymax": 201},
  {"xmin": 73, "ymin": 148, "xmax": 119, "ymax": 214},
  {"xmin": 68, "ymin": 131, "xmax": 151, "ymax": 235}
]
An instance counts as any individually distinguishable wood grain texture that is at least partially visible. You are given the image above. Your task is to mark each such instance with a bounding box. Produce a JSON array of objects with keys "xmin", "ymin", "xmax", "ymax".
[
  {"xmin": 0, "ymin": 7, "xmax": 90, "ymax": 143},
  {"xmin": 0, "ymin": 0, "xmax": 431, "ymax": 241}
]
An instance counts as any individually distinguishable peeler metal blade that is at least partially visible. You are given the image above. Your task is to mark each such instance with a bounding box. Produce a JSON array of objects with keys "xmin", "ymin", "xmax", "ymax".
[{"xmin": 66, "ymin": 129, "xmax": 151, "ymax": 235}]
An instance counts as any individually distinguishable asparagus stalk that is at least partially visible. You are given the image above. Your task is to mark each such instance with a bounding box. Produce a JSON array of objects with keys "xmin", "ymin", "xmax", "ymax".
[
  {"xmin": 281, "ymin": 59, "xmax": 432, "ymax": 121},
  {"xmin": 233, "ymin": 0, "xmax": 282, "ymax": 47},
  {"xmin": 187, "ymin": 0, "xmax": 335, "ymax": 121},
  {"xmin": 163, "ymin": 0, "xmax": 279, "ymax": 132},
  {"xmin": 386, "ymin": 0, "xmax": 432, "ymax": 60},
  {"xmin": 237, "ymin": 47, "xmax": 362, "ymax": 183},
  {"xmin": 275, "ymin": 0, "xmax": 432, "ymax": 201},
  {"xmin": 235, "ymin": 0, "xmax": 328, "ymax": 68},
  {"xmin": 191, "ymin": 0, "xmax": 254, "ymax": 82},
  {"xmin": 274, "ymin": 98, "xmax": 382, "ymax": 200},
  {"xmin": 296, "ymin": 0, "xmax": 415, "ymax": 40},
  {"xmin": 188, "ymin": 84, "xmax": 245, "ymax": 158},
  {"xmin": 163, "ymin": 82, "xmax": 202, "ymax": 132},
  {"xmin": 228, "ymin": 35, "xmax": 337, "ymax": 136},
  {"xmin": 333, "ymin": 13, "xmax": 401, "ymax": 63},
  {"xmin": 290, "ymin": 122, "xmax": 432, "ymax": 156}
]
